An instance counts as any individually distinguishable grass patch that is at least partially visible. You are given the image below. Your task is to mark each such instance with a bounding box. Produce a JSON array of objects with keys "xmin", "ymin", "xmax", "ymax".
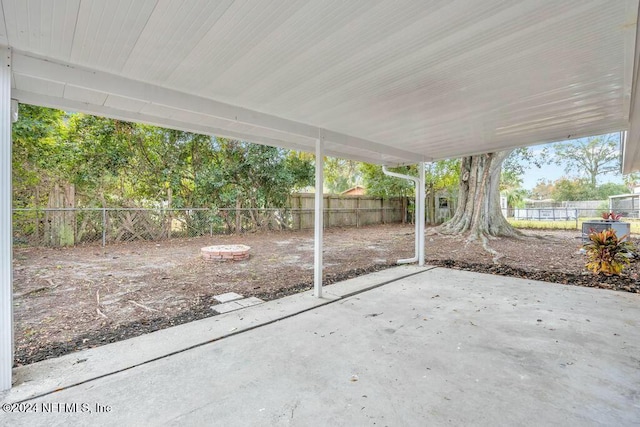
[
  {"xmin": 507, "ymin": 218, "xmax": 640, "ymax": 234},
  {"xmin": 508, "ymin": 219, "xmax": 578, "ymax": 231}
]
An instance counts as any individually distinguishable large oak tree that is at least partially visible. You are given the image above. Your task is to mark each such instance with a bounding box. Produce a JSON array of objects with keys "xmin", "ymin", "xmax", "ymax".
[
  {"xmin": 553, "ymin": 134, "xmax": 620, "ymax": 188},
  {"xmin": 438, "ymin": 151, "xmax": 521, "ymax": 250}
]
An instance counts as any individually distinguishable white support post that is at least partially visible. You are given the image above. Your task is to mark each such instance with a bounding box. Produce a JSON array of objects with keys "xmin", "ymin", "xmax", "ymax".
[
  {"xmin": 0, "ymin": 46, "xmax": 13, "ymax": 391},
  {"xmin": 314, "ymin": 136, "xmax": 324, "ymax": 298},
  {"xmin": 418, "ymin": 162, "xmax": 426, "ymax": 266}
]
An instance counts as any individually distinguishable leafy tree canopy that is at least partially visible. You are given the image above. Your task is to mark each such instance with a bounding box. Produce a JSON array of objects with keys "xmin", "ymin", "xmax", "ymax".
[
  {"xmin": 551, "ymin": 178, "xmax": 627, "ymax": 201},
  {"xmin": 323, "ymin": 157, "xmax": 361, "ymax": 194},
  {"xmin": 12, "ymin": 105, "xmax": 314, "ymax": 210},
  {"xmin": 12, "ymin": 105, "xmax": 66, "ymax": 207},
  {"xmin": 359, "ymin": 163, "xmax": 415, "ymax": 198},
  {"xmin": 360, "ymin": 159, "xmax": 459, "ymax": 198},
  {"xmin": 530, "ymin": 179, "xmax": 554, "ymax": 200},
  {"xmin": 552, "ymin": 133, "xmax": 621, "ymax": 188}
]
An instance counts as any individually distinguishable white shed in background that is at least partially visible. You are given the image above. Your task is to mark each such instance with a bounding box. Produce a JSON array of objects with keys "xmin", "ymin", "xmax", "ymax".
[{"xmin": 2, "ymin": 0, "xmax": 640, "ymax": 391}]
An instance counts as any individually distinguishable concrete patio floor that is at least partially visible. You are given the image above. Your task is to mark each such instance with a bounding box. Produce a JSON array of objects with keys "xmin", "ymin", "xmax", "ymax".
[{"xmin": 1, "ymin": 266, "xmax": 639, "ymax": 426}]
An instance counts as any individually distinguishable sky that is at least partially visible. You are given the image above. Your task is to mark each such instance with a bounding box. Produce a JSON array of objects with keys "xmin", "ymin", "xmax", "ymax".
[{"xmin": 518, "ymin": 139, "xmax": 624, "ymax": 191}]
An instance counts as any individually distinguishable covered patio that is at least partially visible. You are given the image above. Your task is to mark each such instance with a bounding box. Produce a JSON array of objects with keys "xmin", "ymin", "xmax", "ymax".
[
  {"xmin": 2, "ymin": 266, "xmax": 639, "ymax": 425},
  {"xmin": 2, "ymin": 0, "xmax": 640, "ymax": 410}
]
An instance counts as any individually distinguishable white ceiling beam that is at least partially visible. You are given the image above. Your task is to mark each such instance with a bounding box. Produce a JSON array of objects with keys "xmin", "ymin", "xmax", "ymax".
[
  {"xmin": 12, "ymin": 51, "xmax": 421, "ymax": 163},
  {"xmin": 13, "ymin": 89, "xmax": 401, "ymax": 165}
]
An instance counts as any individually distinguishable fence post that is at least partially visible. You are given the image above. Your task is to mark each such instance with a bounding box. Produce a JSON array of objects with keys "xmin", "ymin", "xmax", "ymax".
[
  {"xmin": 102, "ymin": 208, "xmax": 106, "ymax": 247},
  {"xmin": 296, "ymin": 195, "xmax": 301, "ymax": 231},
  {"xmin": 356, "ymin": 197, "xmax": 360, "ymax": 228},
  {"xmin": 166, "ymin": 209, "xmax": 171, "ymax": 240},
  {"xmin": 575, "ymin": 209, "xmax": 578, "ymax": 230},
  {"xmin": 35, "ymin": 208, "xmax": 40, "ymax": 245}
]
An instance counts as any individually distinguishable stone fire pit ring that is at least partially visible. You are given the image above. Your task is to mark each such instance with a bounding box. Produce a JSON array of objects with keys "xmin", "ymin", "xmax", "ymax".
[{"xmin": 201, "ymin": 244, "xmax": 251, "ymax": 261}]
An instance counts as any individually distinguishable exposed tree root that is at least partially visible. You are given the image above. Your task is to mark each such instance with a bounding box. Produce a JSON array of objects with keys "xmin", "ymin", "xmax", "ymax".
[{"xmin": 479, "ymin": 235, "xmax": 504, "ymax": 264}]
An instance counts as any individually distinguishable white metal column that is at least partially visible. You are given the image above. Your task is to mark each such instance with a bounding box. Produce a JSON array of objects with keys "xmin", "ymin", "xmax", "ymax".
[
  {"xmin": 0, "ymin": 46, "xmax": 13, "ymax": 391},
  {"xmin": 418, "ymin": 162, "xmax": 426, "ymax": 266},
  {"xmin": 313, "ymin": 136, "xmax": 324, "ymax": 298}
]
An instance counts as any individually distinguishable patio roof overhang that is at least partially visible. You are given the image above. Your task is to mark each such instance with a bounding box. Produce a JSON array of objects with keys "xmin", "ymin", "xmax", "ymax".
[
  {"xmin": 2, "ymin": 0, "xmax": 639, "ymax": 168},
  {"xmin": 3, "ymin": 0, "xmax": 640, "ymax": 392}
]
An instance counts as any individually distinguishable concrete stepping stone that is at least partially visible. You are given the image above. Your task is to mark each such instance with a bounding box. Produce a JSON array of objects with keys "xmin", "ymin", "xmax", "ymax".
[
  {"xmin": 214, "ymin": 292, "xmax": 244, "ymax": 303},
  {"xmin": 212, "ymin": 297, "xmax": 264, "ymax": 314}
]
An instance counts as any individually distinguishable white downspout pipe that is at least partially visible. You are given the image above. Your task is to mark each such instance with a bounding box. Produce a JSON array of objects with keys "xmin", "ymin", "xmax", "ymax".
[
  {"xmin": 314, "ymin": 136, "xmax": 324, "ymax": 298},
  {"xmin": 382, "ymin": 165, "xmax": 420, "ymax": 264},
  {"xmin": 418, "ymin": 162, "xmax": 426, "ymax": 266}
]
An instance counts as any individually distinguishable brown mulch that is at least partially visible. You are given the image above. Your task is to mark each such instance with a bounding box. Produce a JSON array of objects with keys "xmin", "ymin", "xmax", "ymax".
[{"xmin": 12, "ymin": 224, "xmax": 639, "ymax": 367}]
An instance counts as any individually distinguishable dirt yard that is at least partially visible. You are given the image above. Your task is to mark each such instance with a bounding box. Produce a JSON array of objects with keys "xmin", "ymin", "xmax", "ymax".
[{"xmin": 12, "ymin": 224, "xmax": 640, "ymax": 366}]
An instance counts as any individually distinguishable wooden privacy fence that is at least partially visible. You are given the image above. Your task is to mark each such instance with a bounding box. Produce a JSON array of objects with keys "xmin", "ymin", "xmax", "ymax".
[
  {"xmin": 13, "ymin": 195, "xmax": 408, "ymax": 247},
  {"xmin": 288, "ymin": 194, "xmax": 407, "ymax": 229}
]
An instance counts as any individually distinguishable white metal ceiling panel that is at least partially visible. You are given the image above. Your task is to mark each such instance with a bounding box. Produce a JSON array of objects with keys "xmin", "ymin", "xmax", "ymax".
[
  {"xmin": 252, "ymin": 0, "xmax": 533, "ymax": 117},
  {"xmin": 163, "ymin": 0, "xmax": 310, "ymax": 93},
  {"xmin": 226, "ymin": 0, "xmax": 453, "ymax": 111},
  {"xmin": 70, "ymin": 0, "xmax": 156, "ymax": 72},
  {"xmin": 3, "ymin": 0, "xmax": 79, "ymax": 60},
  {"xmin": 199, "ymin": 0, "xmax": 390, "ymax": 103},
  {"xmin": 276, "ymin": 1, "xmax": 628, "ymax": 149},
  {"xmin": 4, "ymin": 0, "xmax": 640, "ymax": 170},
  {"xmin": 122, "ymin": 0, "xmax": 236, "ymax": 83}
]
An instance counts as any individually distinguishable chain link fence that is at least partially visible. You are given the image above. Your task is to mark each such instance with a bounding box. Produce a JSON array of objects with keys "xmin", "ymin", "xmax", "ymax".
[
  {"xmin": 609, "ymin": 194, "xmax": 640, "ymax": 218},
  {"xmin": 13, "ymin": 202, "xmax": 407, "ymax": 248},
  {"xmin": 506, "ymin": 207, "xmax": 640, "ymax": 234}
]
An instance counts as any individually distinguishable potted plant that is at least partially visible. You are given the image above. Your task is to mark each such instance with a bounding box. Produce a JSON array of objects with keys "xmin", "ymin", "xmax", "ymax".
[
  {"xmin": 583, "ymin": 212, "xmax": 631, "ymax": 243},
  {"xmin": 601, "ymin": 211, "xmax": 623, "ymax": 222}
]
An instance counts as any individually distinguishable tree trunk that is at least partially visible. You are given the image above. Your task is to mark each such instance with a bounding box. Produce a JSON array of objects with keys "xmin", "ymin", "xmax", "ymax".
[
  {"xmin": 439, "ymin": 151, "xmax": 520, "ymax": 241},
  {"xmin": 426, "ymin": 183, "xmax": 436, "ymax": 225}
]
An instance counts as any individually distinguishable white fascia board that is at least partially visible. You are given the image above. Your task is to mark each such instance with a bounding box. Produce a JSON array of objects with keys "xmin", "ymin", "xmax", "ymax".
[
  {"xmin": 12, "ymin": 89, "xmax": 396, "ymax": 165},
  {"xmin": 624, "ymin": 3, "xmax": 640, "ymax": 174},
  {"xmin": 428, "ymin": 124, "xmax": 628, "ymax": 164},
  {"xmin": 620, "ymin": 130, "xmax": 629, "ymax": 174},
  {"xmin": 625, "ymin": 90, "xmax": 640, "ymax": 174},
  {"xmin": 12, "ymin": 51, "xmax": 421, "ymax": 163},
  {"xmin": 624, "ymin": 115, "xmax": 640, "ymax": 174}
]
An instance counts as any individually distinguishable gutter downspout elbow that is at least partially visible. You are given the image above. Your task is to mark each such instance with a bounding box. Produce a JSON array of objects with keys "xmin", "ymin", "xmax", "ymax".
[{"xmin": 382, "ymin": 166, "xmax": 420, "ymax": 264}]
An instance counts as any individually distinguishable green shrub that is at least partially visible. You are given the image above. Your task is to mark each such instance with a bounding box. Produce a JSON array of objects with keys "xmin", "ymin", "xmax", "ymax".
[{"xmin": 583, "ymin": 229, "xmax": 635, "ymax": 275}]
